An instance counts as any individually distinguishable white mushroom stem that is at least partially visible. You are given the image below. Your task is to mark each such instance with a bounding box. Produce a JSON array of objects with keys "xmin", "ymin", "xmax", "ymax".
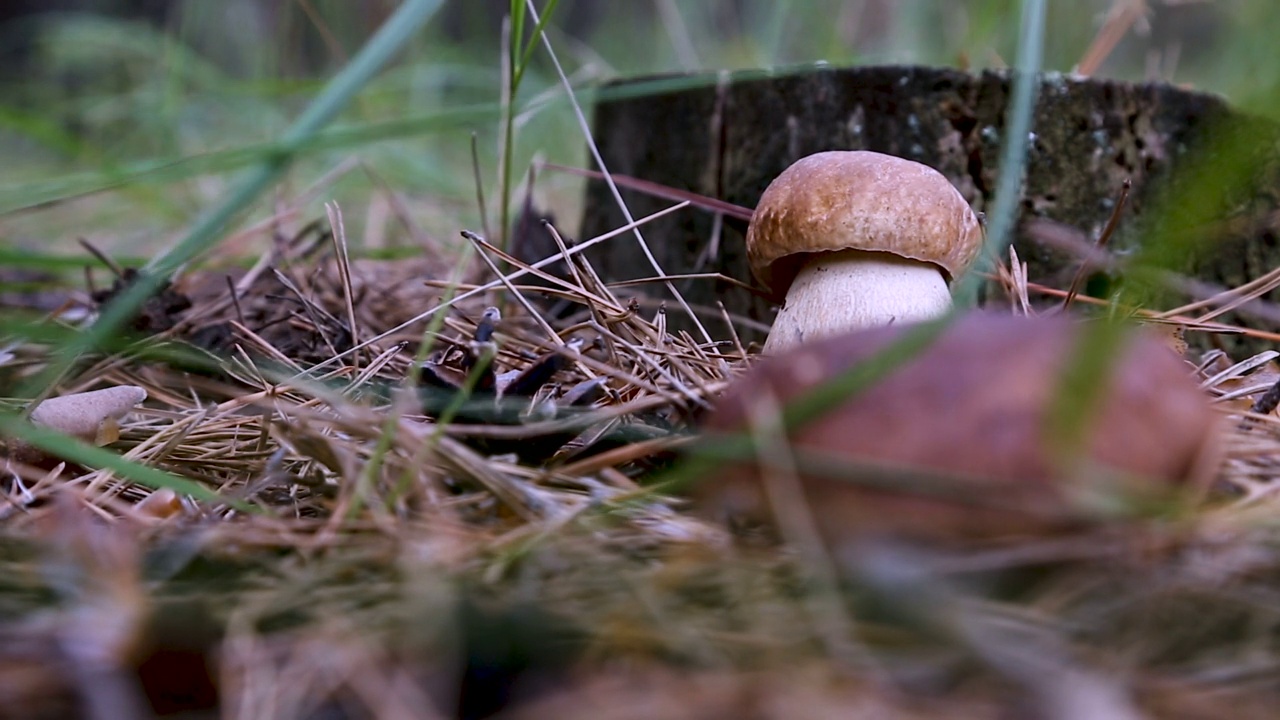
[{"xmin": 762, "ymin": 249, "xmax": 952, "ymax": 354}]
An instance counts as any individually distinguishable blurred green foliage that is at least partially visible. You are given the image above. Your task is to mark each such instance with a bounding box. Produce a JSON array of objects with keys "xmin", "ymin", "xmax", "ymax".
[{"xmin": 0, "ymin": 0, "xmax": 1278, "ymax": 264}]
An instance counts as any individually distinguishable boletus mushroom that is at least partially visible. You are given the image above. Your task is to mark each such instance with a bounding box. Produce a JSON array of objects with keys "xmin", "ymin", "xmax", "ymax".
[
  {"xmin": 693, "ymin": 313, "xmax": 1223, "ymax": 544},
  {"xmin": 748, "ymin": 150, "xmax": 983, "ymax": 354}
]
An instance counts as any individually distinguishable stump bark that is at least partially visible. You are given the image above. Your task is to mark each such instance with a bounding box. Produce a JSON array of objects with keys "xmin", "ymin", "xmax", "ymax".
[{"xmin": 577, "ymin": 64, "xmax": 1280, "ymax": 352}]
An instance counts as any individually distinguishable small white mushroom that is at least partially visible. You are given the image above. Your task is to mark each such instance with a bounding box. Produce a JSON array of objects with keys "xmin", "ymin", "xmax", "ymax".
[
  {"xmin": 135, "ymin": 488, "xmax": 182, "ymax": 520},
  {"xmin": 746, "ymin": 151, "xmax": 984, "ymax": 353},
  {"xmin": 28, "ymin": 385, "xmax": 148, "ymax": 446}
]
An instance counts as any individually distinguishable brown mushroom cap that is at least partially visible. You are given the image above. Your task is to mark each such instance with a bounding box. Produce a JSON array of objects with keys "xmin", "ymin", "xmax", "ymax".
[
  {"xmin": 694, "ymin": 312, "xmax": 1223, "ymax": 542},
  {"xmin": 746, "ymin": 151, "xmax": 983, "ymax": 295}
]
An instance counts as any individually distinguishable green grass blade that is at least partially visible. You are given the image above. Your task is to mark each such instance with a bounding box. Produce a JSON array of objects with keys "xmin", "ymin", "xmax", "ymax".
[
  {"xmin": 0, "ymin": 415, "xmax": 244, "ymax": 508},
  {"xmin": 513, "ymin": 0, "xmax": 562, "ymax": 89},
  {"xmin": 665, "ymin": 0, "xmax": 1046, "ymax": 496},
  {"xmin": 658, "ymin": 314, "xmax": 954, "ymax": 494},
  {"xmin": 953, "ymin": 0, "xmax": 1046, "ymax": 306},
  {"xmin": 0, "ymin": 103, "xmax": 496, "ymax": 215},
  {"xmin": 17, "ymin": 0, "xmax": 445, "ymax": 398},
  {"xmin": 1, "ymin": 72, "xmax": 739, "ymax": 217}
]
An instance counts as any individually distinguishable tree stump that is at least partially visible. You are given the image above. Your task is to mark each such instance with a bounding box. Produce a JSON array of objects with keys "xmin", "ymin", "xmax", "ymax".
[{"xmin": 577, "ymin": 64, "xmax": 1280, "ymax": 352}]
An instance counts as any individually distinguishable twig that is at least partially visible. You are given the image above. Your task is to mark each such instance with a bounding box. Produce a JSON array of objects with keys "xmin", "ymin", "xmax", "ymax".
[
  {"xmin": 292, "ymin": 201, "xmax": 690, "ymax": 379},
  {"xmin": 1062, "ymin": 178, "xmax": 1131, "ymax": 311},
  {"xmin": 326, "ymin": 201, "xmax": 360, "ymax": 370},
  {"xmin": 523, "ymin": 0, "xmax": 718, "ymax": 350}
]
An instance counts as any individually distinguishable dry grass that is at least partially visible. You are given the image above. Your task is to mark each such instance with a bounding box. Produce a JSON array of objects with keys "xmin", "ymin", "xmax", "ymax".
[
  {"xmin": 0, "ymin": 197, "xmax": 743, "ymax": 718},
  {"xmin": 4, "ymin": 198, "xmax": 1280, "ymax": 718}
]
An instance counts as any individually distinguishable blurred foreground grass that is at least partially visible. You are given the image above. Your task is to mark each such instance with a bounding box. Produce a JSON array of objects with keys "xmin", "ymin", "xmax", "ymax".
[{"xmin": 3, "ymin": 3, "xmax": 1280, "ymax": 717}]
